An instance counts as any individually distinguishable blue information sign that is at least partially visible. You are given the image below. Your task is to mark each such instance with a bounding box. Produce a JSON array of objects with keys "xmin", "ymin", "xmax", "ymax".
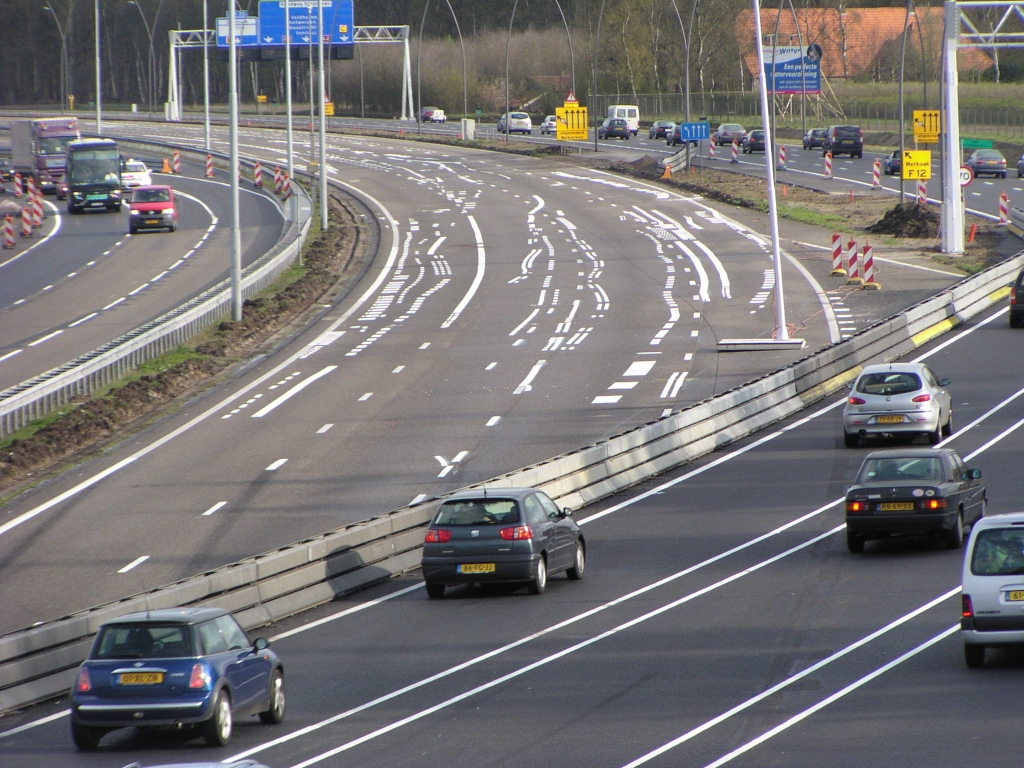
[
  {"xmin": 258, "ymin": 0, "xmax": 355, "ymax": 45},
  {"xmin": 677, "ymin": 121, "xmax": 710, "ymax": 142},
  {"xmin": 216, "ymin": 13, "xmax": 260, "ymax": 47},
  {"xmin": 763, "ymin": 46, "xmax": 821, "ymax": 95}
]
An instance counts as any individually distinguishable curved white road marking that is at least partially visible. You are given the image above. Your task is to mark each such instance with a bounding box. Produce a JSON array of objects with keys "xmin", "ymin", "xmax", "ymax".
[{"xmin": 440, "ymin": 214, "xmax": 485, "ymax": 329}]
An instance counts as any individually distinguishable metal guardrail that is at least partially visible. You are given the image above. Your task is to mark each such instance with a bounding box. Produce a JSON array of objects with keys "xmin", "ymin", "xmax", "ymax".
[
  {"xmin": 1, "ymin": 246, "xmax": 1019, "ymax": 716},
  {"xmin": 0, "ymin": 138, "xmax": 312, "ymax": 437}
]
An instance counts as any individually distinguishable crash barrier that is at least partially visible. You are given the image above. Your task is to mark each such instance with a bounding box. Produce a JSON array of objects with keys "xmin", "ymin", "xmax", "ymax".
[
  {"xmin": 2, "ymin": 246, "xmax": 1021, "ymax": 716},
  {"xmin": 1008, "ymin": 206, "xmax": 1024, "ymax": 240},
  {"xmin": 0, "ymin": 136, "xmax": 312, "ymax": 438},
  {"xmin": 657, "ymin": 147, "xmax": 690, "ymax": 176}
]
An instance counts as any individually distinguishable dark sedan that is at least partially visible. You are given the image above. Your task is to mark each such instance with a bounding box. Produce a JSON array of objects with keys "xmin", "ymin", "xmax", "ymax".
[
  {"xmin": 649, "ymin": 120, "xmax": 675, "ymax": 139},
  {"xmin": 965, "ymin": 148, "xmax": 1007, "ymax": 178},
  {"xmin": 421, "ymin": 488, "xmax": 585, "ymax": 597},
  {"xmin": 883, "ymin": 150, "xmax": 902, "ymax": 176},
  {"xmin": 598, "ymin": 118, "xmax": 630, "ymax": 140},
  {"xmin": 1010, "ymin": 267, "xmax": 1024, "ymax": 328},
  {"xmin": 742, "ymin": 129, "xmax": 766, "ymax": 153},
  {"xmin": 844, "ymin": 448, "xmax": 985, "ymax": 553},
  {"xmin": 712, "ymin": 123, "xmax": 746, "ymax": 146},
  {"xmin": 802, "ymin": 128, "xmax": 827, "ymax": 149}
]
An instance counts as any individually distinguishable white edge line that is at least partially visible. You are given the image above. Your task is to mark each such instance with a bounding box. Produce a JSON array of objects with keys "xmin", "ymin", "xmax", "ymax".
[
  {"xmin": 251, "ymin": 366, "xmax": 337, "ymax": 418},
  {"xmin": 440, "ymin": 214, "xmax": 485, "ymax": 329}
]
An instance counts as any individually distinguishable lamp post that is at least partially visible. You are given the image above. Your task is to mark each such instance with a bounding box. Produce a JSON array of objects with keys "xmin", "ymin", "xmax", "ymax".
[
  {"xmin": 95, "ymin": 0, "xmax": 102, "ymax": 135},
  {"xmin": 228, "ymin": 0, "xmax": 242, "ymax": 321},
  {"xmin": 285, "ymin": 0, "xmax": 295, "ymax": 222},
  {"xmin": 203, "ymin": 0, "xmax": 210, "ymax": 149},
  {"xmin": 592, "ymin": 0, "xmax": 608, "ymax": 152},
  {"xmin": 317, "ymin": 0, "xmax": 327, "ymax": 232},
  {"xmin": 442, "ymin": 0, "xmax": 467, "ymax": 118},
  {"xmin": 126, "ymin": 0, "xmax": 157, "ymax": 118},
  {"xmin": 505, "ymin": 0, "xmax": 521, "ymax": 143},
  {"xmin": 43, "ymin": 6, "xmax": 70, "ymax": 113}
]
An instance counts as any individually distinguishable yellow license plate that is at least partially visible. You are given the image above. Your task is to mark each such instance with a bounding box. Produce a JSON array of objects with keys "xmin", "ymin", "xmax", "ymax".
[
  {"xmin": 145, "ymin": 219, "xmax": 160, "ymax": 225},
  {"xmin": 458, "ymin": 563, "xmax": 496, "ymax": 574},
  {"xmin": 877, "ymin": 415, "xmax": 904, "ymax": 424},
  {"xmin": 1008, "ymin": 591, "xmax": 1024, "ymax": 602},
  {"xmin": 880, "ymin": 502, "xmax": 914, "ymax": 511},
  {"xmin": 120, "ymin": 672, "xmax": 163, "ymax": 685}
]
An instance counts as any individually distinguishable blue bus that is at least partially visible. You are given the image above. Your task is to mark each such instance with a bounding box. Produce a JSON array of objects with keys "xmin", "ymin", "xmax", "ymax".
[{"xmin": 65, "ymin": 138, "xmax": 122, "ymax": 213}]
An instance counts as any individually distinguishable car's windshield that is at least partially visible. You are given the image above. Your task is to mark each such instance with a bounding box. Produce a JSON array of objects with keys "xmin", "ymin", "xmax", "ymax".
[
  {"xmin": 93, "ymin": 624, "xmax": 192, "ymax": 659},
  {"xmin": 133, "ymin": 188, "xmax": 171, "ymax": 203},
  {"xmin": 857, "ymin": 457, "xmax": 944, "ymax": 483},
  {"xmin": 750, "ymin": 131, "xmax": 764, "ymax": 139},
  {"xmin": 38, "ymin": 137, "xmax": 72, "ymax": 155},
  {"xmin": 972, "ymin": 528, "xmax": 1024, "ymax": 575},
  {"xmin": 433, "ymin": 499, "xmax": 520, "ymax": 525},
  {"xmin": 856, "ymin": 372, "xmax": 922, "ymax": 395}
]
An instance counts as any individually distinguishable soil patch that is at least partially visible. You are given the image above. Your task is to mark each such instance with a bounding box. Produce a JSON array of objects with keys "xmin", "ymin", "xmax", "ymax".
[{"xmin": 868, "ymin": 202, "xmax": 939, "ymax": 238}]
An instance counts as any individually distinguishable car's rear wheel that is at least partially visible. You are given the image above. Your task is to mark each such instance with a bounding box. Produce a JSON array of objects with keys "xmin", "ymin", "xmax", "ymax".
[
  {"xmin": 528, "ymin": 556, "xmax": 547, "ymax": 595},
  {"xmin": 259, "ymin": 671, "xmax": 286, "ymax": 724},
  {"xmin": 1011, "ymin": 313, "xmax": 1023, "ymax": 329},
  {"xmin": 945, "ymin": 511, "xmax": 965, "ymax": 550},
  {"xmin": 843, "ymin": 431, "xmax": 859, "ymax": 448},
  {"xmin": 941, "ymin": 411, "xmax": 954, "ymax": 438},
  {"xmin": 203, "ymin": 690, "xmax": 232, "ymax": 746},
  {"xmin": 846, "ymin": 529, "xmax": 865, "ymax": 553},
  {"xmin": 71, "ymin": 721, "xmax": 103, "ymax": 751},
  {"xmin": 927, "ymin": 422, "xmax": 942, "ymax": 445},
  {"xmin": 567, "ymin": 542, "xmax": 585, "ymax": 580},
  {"xmin": 425, "ymin": 582, "xmax": 445, "ymax": 599},
  {"xmin": 964, "ymin": 644, "xmax": 985, "ymax": 668}
]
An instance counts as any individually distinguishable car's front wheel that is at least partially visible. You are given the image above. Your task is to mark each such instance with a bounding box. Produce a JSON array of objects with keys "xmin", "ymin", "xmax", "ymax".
[
  {"xmin": 259, "ymin": 671, "xmax": 286, "ymax": 724},
  {"xmin": 945, "ymin": 511, "xmax": 965, "ymax": 550},
  {"xmin": 203, "ymin": 690, "xmax": 232, "ymax": 746},
  {"xmin": 71, "ymin": 721, "xmax": 103, "ymax": 751},
  {"xmin": 528, "ymin": 556, "xmax": 547, "ymax": 595},
  {"xmin": 567, "ymin": 541, "xmax": 585, "ymax": 580},
  {"xmin": 964, "ymin": 644, "xmax": 985, "ymax": 668}
]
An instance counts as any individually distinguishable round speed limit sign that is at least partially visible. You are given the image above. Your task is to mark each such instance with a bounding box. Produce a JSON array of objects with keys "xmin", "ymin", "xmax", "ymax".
[{"xmin": 959, "ymin": 166, "xmax": 973, "ymax": 186}]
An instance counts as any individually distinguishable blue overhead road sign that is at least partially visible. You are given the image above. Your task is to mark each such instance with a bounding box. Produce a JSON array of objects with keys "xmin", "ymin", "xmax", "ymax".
[
  {"xmin": 258, "ymin": 0, "xmax": 355, "ymax": 45},
  {"xmin": 677, "ymin": 121, "xmax": 710, "ymax": 142},
  {"xmin": 216, "ymin": 14, "xmax": 260, "ymax": 47}
]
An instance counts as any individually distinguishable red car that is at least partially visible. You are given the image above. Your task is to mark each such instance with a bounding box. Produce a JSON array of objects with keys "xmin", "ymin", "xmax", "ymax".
[{"xmin": 128, "ymin": 185, "xmax": 177, "ymax": 234}]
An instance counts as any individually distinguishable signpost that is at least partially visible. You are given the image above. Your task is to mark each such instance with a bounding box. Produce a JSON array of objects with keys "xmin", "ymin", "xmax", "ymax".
[
  {"xmin": 555, "ymin": 92, "xmax": 588, "ymax": 142},
  {"xmin": 912, "ymin": 109, "xmax": 940, "ymax": 144},
  {"xmin": 764, "ymin": 46, "xmax": 821, "ymax": 95},
  {"xmin": 259, "ymin": 0, "xmax": 354, "ymax": 45},
  {"xmin": 902, "ymin": 150, "xmax": 932, "ymax": 180},
  {"xmin": 676, "ymin": 121, "xmax": 710, "ymax": 142}
]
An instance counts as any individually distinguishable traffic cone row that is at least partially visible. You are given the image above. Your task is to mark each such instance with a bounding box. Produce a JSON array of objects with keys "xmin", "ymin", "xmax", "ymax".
[{"xmin": 829, "ymin": 233, "xmax": 881, "ymax": 289}]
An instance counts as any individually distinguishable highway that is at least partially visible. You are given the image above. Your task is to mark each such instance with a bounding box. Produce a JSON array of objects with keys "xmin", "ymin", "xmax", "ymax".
[{"xmin": 1, "ymin": 300, "xmax": 1020, "ymax": 767}]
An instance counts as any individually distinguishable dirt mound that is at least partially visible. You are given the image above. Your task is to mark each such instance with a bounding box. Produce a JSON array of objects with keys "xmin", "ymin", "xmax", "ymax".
[
  {"xmin": 868, "ymin": 202, "xmax": 939, "ymax": 238},
  {"xmin": 612, "ymin": 155, "xmax": 662, "ymax": 179}
]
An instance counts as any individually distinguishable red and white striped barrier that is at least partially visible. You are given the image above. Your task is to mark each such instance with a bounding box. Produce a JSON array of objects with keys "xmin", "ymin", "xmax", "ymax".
[
  {"xmin": 872, "ymin": 158, "xmax": 881, "ymax": 188},
  {"xmin": 282, "ymin": 172, "xmax": 291, "ymax": 199},
  {"xmin": 999, "ymin": 191, "xmax": 1009, "ymax": 225},
  {"xmin": 31, "ymin": 189, "xmax": 42, "ymax": 229},
  {"xmin": 20, "ymin": 204, "xmax": 32, "ymax": 238},
  {"xmin": 2, "ymin": 215, "xmax": 14, "ymax": 249},
  {"xmin": 13, "ymin": 172, "xmax": 22, "ymax": 198},
  {"xmin": 823, "ymin": 152, "xmax": 833, "ymax": 178},
  {"xmin": 777, "ymin": 144, "xmax": 787, "ymax": 171},
  {"xmin": 861, "ymin": 242, "xmax": 880, "ymax": 289},
  {"xmin": 730, "ymin": 140, "xmax": 739, "ymax": 164},
  {"xmin": 845, "ymin": 237, "xmax": 862, "ymax": 284},
  {"xmin": 917, "ymin": 179, "xmax": 927, "ymax": 204},
  {"xmin": 206, "ymin": 153, "xmax": 214, "ymax": 178},
  {"xmin": 273, "ymin": 166, "xmax": 283, "ymax": 194},
  {"xmin": 253, "ymin": 160, "xmax": 262, "ymax": 188},
  {"xmin": 829, "ymin": 230, "xmax": 846, "ymax": 276},
  {"xmin": 708, "ymin": 140, "xmax": 716, "ymax": 161},
  {"xmin": 26, "ymin": 175, "xmax": 36, "ymax": 201},
  {"xmin": 172, "ymin": 150, "xmax": 181, "ymax": 174}
]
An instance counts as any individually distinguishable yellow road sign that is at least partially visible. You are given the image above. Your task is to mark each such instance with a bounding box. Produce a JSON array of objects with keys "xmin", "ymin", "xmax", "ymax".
[
  {"xmin": 902, "ymin": 149, "xmax": 932, "ymax": 180},
  {"xmin": 913, "ymin": 109, "xmax": 940, "ymax": 138},
  {"xmin": 324, "ymin": 102, "xmax": 334, "ymax": 116},
  {"xmin": 556, "ymin": 103, "xmax": 588, "ymax": 141},
  {"xmin": 915, "ymin": 133, "xmax": 939, "ymax": 144},
  {"xmin": 256, "ymin": 94, "xmax": 268, "ymax": 103}
]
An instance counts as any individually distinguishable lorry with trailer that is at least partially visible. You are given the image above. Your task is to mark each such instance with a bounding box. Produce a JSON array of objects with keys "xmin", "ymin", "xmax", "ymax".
[{"xmin": 10, "ymin": 118, "xmax": 80, "ymax": 193}]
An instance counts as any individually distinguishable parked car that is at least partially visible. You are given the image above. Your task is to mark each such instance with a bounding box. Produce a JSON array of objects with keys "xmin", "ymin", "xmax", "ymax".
[
  {"xmin": 742, "ymin": 129, "xmax": 766, "ymax": 154},
  {"xmin": 428, "ymin": 108, "xmax": 446, "ymax": 123},
  {"xmin": 540, "ymin": 115, "xmax": 558, "ymax": 135},
  {"xmin": 845, "ymin": 447, "xmax": 985, "ymax": 552},
  {"xmin": 961, "ymin": 512, "xmax": 1024, "ymax": 667},
  {"xmin": 129, "ymin": 185, "xmax": 178, "ymax": 234},
  {"xmin": 497, "ymin": 112, "xmax": 532, "ymax": 134},
  {"xmin": 823, "ymin": 125, "xmax": 863, "ymax": 158},
  {"xmin": 712, "ymin": 123, "xmax": 746, "ymax": 146},
  {"xmin": 842, "ymin": 362, "xmax": 952, "ymax": 448},
  {"xmin": 883, "ymin": 150, "xmax": 902, "ymax": 176},
  {"xmin": 69, "ymin": 608, "xmax": 285, "ymax": 750},
  {"xmin": 598, "ymin": 117, "xmax": 630, "ymax": 140},
  {"xmin": 121, "ymin": 159, "xmax": 153, "ymax": 190},
  {"xmin": 648, "ymin": 120, "xmax": 675, "ymax": 139},
  {"xmin": 1009, "ymin": 267, "xmax": 1024, "ymax": 328},
  {"xmin": 802, "ymin": 128, "xmax": 827, "ymax": 149},
  {"xmin": 965, "ymin": 148, "xmax": 1007, "ymax": 179},
  {"xmin": 421, "ymin": 488, "xmax": 585, "ymax": 598}
]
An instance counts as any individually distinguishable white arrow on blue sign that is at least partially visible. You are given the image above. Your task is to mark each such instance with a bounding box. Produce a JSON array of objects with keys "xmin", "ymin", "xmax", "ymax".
[{"xmin": 677, "ymin": 122, "xmax": 711, "ymax": 142}]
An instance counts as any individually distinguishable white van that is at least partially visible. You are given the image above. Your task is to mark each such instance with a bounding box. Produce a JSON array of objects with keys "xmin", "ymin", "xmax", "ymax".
[{"xmin": 606, "ymin": 105, "xmax": 639, "ymax": 136}]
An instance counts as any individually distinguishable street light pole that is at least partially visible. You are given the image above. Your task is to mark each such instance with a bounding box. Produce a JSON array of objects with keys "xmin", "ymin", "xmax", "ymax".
[
  {"xmin": 203, "ymin": 0, "xmax": 210, "ymax": 150},
  {"xmin": 317, "ymin": 0, "xmax": 327, "ymax": 231},
  {"xmin": 44, "ymin": 6, "xmax": 69, "ymax": 114},
  {"xmin": 229, "ymin": 0, "xmax": 242, "ymax": 321},
  {"xmin": 127, "ymin": 1, "xmax": 155, "ymax": 118},
  {"xmin": 95, "ymin": 0, "xmax": 102, "ymax": 135},
  {"xmin": 592, "ymin": 0, "xmax": 608, "ymax": 153},
  {"xmin": 285, "ymin": 0, "xmax": 295, "ymax": 222}
]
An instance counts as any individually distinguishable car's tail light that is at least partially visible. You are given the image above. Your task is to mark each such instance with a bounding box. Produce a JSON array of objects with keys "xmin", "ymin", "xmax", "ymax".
[
  {"xmin": 424, "ymin": 529, "xmax": 451, "ymax": 543},
  {"xmin": 499, "ymin": 525, "xmax": 533, "ymax": 541},
  {"xmin": 912, "ymin": 394, "xmax": 932, "ymax": 402},
  {"xmin": 1012, "ymin": 286, "xmax": 1018, "ymax": 306},
  {"xmin": 848, "ymin": 396, "xmax": 866, "ymax": 405},
  {"xmin": 846, "ymin": 500, "xmax": 867, "ymax": 513},
  {"xmin": 189, "ymin": 664, "xmax": 209, "ymax": 689},
  {"xmin": 962, "ymin": 594, "xmax": 974, "ymax": 618},
  {"xmin": 924, "ymin": 499, "xmax": 947, "ymax": 510},
  {"xmin": 75, "ymin": 667, "xmax": 92, "ymax": 693},
  {"xmin": 858, "ymin": 128, "xmax": 863, "ymax": 138}
]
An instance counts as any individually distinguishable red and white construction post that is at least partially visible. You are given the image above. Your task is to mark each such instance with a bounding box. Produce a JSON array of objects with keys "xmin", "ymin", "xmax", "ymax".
[
  {"xmin": 709, "ymin": 140, "xmax": 716, "ymax": 161},
  {"xmin": 845, "ymin": 237, "xmax": 862, "ymax": 284},
  {"xmin": 13, "ymin": 172, "xmax": 22, "ymax": 198},
  {"xmin": 206, "ymin": 154, "xmax": 215, "ymax": 178},
  {"xmin": 273, "ymin": 166, "xmax": 283, "ymax": 194},
  {"xmin": 253, "ymin": 159, "xmax": 262, "ymax": 188},
  {"xmin": 823, "ymin": 152, "xmax": 833, "ymax": 178},
  {"xmin": 20, "ymin": 203, "xmax": 32, "ymax": 238},
  {"xmin": 31, "ymin": 187, "xmax": 42, "ymax": 229},
  {"xmin": 282, "ymin": 172, "xmax": 291, "ymax": 199},
  {"xmin": 829, "ymin": 230, "xmax": 846, "ymax": 276},
  {"xmin": 172, "ymin": 149, "xmax": 181, "ymax": 174},
  {"xmin": 777, "ymin": 144, "xmax": 787, "ymax": 171},
  {"xmin": 2, "ymin": 215, "xmax": 14, "ymax": 249},
  {"xmin": 730, "ymin": 140, "xmax": 739, "ymax": 164},
  {"xmin": 861, "ymin": 241, "xmax": 880, "ymax": 289},
  {"xmin": 872, "ymin": 159, "xmax": 881, "ymax": 188},
  {"xmin": 999, "ymin": 191, "xmax": 1009, "ymax": 225},
  {"xmin": 917, "ymin": 179, "xmax": 928, "ymax": 204}
]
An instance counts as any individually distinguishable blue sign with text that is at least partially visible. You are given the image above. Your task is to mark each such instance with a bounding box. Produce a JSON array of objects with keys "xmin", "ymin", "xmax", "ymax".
[
  {"xmin": 216, "ymin": 13, "xmax": 260, "ymax": 47},
  {"xmin": 258, "ymin": 0, "xmax": 355, "ymax": 45},
  {"xmin": 677, "ymin": 121, "xmax": 710, "ymax": 142}
]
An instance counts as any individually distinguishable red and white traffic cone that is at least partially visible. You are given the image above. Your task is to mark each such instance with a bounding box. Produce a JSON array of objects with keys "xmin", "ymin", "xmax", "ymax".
[
  {"xmin": 872, "ymin": 158, "xmax": 881, "ymax": 189},
  {"xmin": 253, "ymin": 159, "xmax": 262, "ymax": 188},
  {"xmin": 26, "ymin": 175, "xmax": 36, "ymax": 202},
  {"xmin": 845, "ymin": 237, "xmax": 862, "ymax": 285},
  {"xmin": 172, "ymin": 150, "xmax": 181, "ymax": 174},
  {"xmin": 999, "ymin": 191, "xmax": 1009, "ymax": 225},
  {"xmin": 13, "ymin": 173, "xmax": 22, "ymax": 198},
  {"xmin": 823, "ymin": 152, "xmax": 833, "ymax": 178},
  {"xmin": 730, "ymin": 139, "xmax": 739, "ymax": 164},
  {"xmin": 273, "ymin": 166, "xmax": 282, "ymax": 194},
  {"xmin": 206, "ymin": 153, "xmax": 214, "ymax": 178},
  {"xmin": 917, "ymin": 179, "xmax": 928, "ymax": 204},
  {"xmin": 32, "ymin": 189, "xmax": 42, "ymax": 229},
  {"xmin": 777, "ymin": 144, "xmax": 787, "ymax": 171},
  {"xmin": 282, "ymin": 173, "xmax": 291, "ymax": 199},
  {"xmin": 861, "ymin": 242, "xmax": 880, "ymax": 290},
  {"xmin": 20, "ymin": 205, "xmax": 32, "ymax": 238},
  {"xmin": 708, "ymin": 140, "xmax": 716, "ymax": 161},
  {"xmin": 2, "ymin": 215, "xmax": 14, "ymax": 249},
  {"xmin": 829, "ymin": 230, "xmax": 846, "ymax": 276}
]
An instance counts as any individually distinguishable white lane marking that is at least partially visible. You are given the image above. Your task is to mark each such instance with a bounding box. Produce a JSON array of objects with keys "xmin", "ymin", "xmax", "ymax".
[
  {"xmin": 528, "ymin": 194, "xmax": 545, "ymax": 215},
  {"xmin": 358, "ymin": 392, "xmax": 373, "ymax": 401},
  {"xmin": 677, "ymin": 243, "xmax": 711, "ymax": 302},
  {"xmin": 452, "ymin": 450, "xmax": 468, "ymax": 463},
  {"xmin": 419, "ymin": 342, "xmax": 430, "ymax": 350},
  {"xmin": 68, "ymin": 312, "xmax": 98, "ymax": 328},
  {"xmin": 202, "ymin": 501, "xmax": 228, "ymax": 517},
  {"xmin": 700, "ymin": 625, "xmax": 960, "ymax": 768},
  {"xmin": 266, "ymin": 459, "xmax": 289, "ymax": 471},
  {"xmin": 435, "ymin": 451, "xmax": 467, "ymax": 478},
  {"xmin": 668, "ymin": 372, "xmax": 688, "ymax": 398},
  {"xmin": 317, "ymin": 424, "xmax": 334, "ymax": 434},
  {"xmin": 609, "ymin": 381, "xmax": 638, "ymax": 390},
  {"xmin": 117, "ymin": 555, "xmax": 149, "ymax": 573},
  {"xmin": 513, "ymin": 359, "xmax": 547, "ymax": 394},
  {"xmin": 426, "ymin": 236, "xmax": 447, "ymax": 255},
  {"xmin": 410, "ymin": 494, "xmax": 428, "ymax": 505},
  {"xmin": 0, "ymin": 349, "xmax": 23, "ymax": 365},
  {"xmin": 509, "ymin": 308, "xmax": 540, "ymax": 336},
  {"xmin": 440, "ymin": 214, "xmax": 485, "ymax": 329},
  {"xmin": 555, "ymin": 300, "xmax": 581, "ymax": 334},
  {"xmin": 592, "ymin": 395, "xmax": 622, "ymax": 404},
  {"xmin": 684, "ymin": 352, "xmax": 693, "ymax": 360},
  {"xmin": 622, "ymin": 589, "xmax": 960, "ymax": 767},
  {"xmin": 486, "ymin": 416, "xmax": 501, "ymax": 427},
  {"xmin": 434, "ymin": 455, "xmax": 449, "ymax": 468},
  {"xmin": 392, "ymin": 365, "xmax": 405, "ymax": 373},
  {"xmin": 913, "ymin": 305, "xmax": 1006, "ymax": 363},
  {"xmin": 624, "ymin": 361, "xmax": 656, "ymax": 377},
  {"xmin": 128, "ymin": 283, "xmax": 149, "ymax": 296},
  {"xmin": 0, "ymin": 709, "xmax": 69, "ymax": 739},
  {"xmin": 251, "ymin": 366, "xmax": 338, "ymax": 418},
  {"xmin": 27, "ymin": 330, "xmax": 63, "ymax": 347},
  {"xmin": 102, "ymin": 297, "xmax": 125, "ymax": 310},
  {"xmin": 486, "ymin": 362, "xmax": 497, "ymax": 370},
  {"xmin": 692, "ymin": 239, "xmax": 732, "ymax": 299},
  {"xmin": 267, "ymin": 584, "xmax": 425, "ymax": 644},
  {"xmin": 660, "ymin": 373, "xmax": 680, "ymax": 399}
]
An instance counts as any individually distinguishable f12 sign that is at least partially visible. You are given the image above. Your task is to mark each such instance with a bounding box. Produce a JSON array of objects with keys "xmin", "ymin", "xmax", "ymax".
[
  {"xmin": 763, "ymin": 46, "xmax": 821, "ymax": 95},
  {"xmin": 258, "ymin": 0, "xmax": 355, "ymax": 45}
]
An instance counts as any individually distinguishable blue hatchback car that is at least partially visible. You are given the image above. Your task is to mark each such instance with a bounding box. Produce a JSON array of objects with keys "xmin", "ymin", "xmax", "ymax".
[{"xmin": 70, "ymin": 607, "xmax": 284, "ymax": 750}]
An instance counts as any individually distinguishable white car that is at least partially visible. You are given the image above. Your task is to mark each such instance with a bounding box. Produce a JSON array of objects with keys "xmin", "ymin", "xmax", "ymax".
[
  {"xmin": 429, "ymin": 109, "xmax": 446, "ymax": 123},
  {"xmin": 961, "ymin": 512, "xmax": 1024, "ymax": 668},
  {"xmin": 842, "ymin": 363, "xmax": 952, "ymax": 448},
  {"xmin": 121, "ymin": 160, "xmax": 152, "ymax": 190},
  {"xmin": 540, "ymin": 115, "xmax": 557, "ymax": 135},
  {"xmin": 497, "ymin": 112, "xmax": 532, "ymax": 135}
]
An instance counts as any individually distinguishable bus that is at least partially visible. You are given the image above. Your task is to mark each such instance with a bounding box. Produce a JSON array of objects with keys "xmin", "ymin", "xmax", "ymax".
[{"xmin": 65, "ymin": 138, "xmax": 122, "ymax": 214}]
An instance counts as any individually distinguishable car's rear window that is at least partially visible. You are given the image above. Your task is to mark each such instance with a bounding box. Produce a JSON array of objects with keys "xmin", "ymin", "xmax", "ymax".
[
  {"xmin": 975, "ymin": 149, "xmax": 1003, "ymax": 160},
  {"xmin": 133, "ymin": 188, "xmax": 171, "ymax": 203},
  {"xmin": 857, "ymin": 456, "xmax": 944, "ymax": 483},
  {"xmin": 511, "ymin": 113, "xmax": 529, "ymax": 119},
  {"xmin": 93, "ymin": 624, "xmax": 192, "ymax": 659},
  {"xmin": 721, "ymin": 124, "xmax": 743, "ymax": 132},
  {"xmin": 434, "ymin": 499, "xmax": 521, "ymax": 525},
  {"xmin": 856, "ymin": 372, "xmax": 922, "ymax": 395},
  {"xmin": 971, "ymin": 528, "xmax": 1024, "ymax": 575},
  {"xmin": 833, "ymin": 126, "xmax": 860, "ymax": 137}
]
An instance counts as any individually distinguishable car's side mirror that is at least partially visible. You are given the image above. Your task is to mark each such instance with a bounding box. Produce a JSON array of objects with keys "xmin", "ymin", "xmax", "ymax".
[
  {"xmin": 562, "ymin": 507, "xmax": 573, "ymax": 517},
  {"xmin": 969, "ymin": 469, "xmax": 982, "ymax": 480},
  {"xmin": 940, "ymin": 378, "xmax": 951, "ymax": 387},
  {"xmin": 254, "ymin": 637, "xmax": 270, "ymax": 650}
]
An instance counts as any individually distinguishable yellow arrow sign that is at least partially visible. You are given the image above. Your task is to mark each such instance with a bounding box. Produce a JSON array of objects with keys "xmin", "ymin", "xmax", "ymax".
[
  {"xmin": 556, "ymin": 103, "xmax": 588, "ymax": 141},
  {"xmin": 912, "ymin": 109, "xmax": 940, "ymax": 137},
  {"xmin": 902, "ymin": 149, "xmax": 932, "ymax": 180}
]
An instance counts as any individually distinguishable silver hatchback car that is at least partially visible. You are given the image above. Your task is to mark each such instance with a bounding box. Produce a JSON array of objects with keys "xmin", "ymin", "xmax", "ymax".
[{"xmin": 842, "ymin": 363, "xmax": 952, "ymax": 448}]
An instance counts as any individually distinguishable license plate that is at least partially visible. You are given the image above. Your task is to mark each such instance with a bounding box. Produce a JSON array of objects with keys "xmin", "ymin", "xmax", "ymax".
[
  {"xmin": 457, "ymin": 563, "xmax": 496, "ymax": 574},
  {"xmin": 119, "ymin": 672, "xmax": 163, "ymax": 685},
  {"xmin": 1009, "ymin": 591, "xmax": 1024, "ymax": 601},
  {"xmin": 876, "ymin": 415, "xmax": 904, "ymax": 424},
  {"xmin": 87, "ymin": 194, "xmax": 107, "ymax": 200},
  {"xmin": 880, "ymin": 502, "xmax": 914, "ymax": 512},
  {"xmin": 145, "ymin": 219, "xmax": 160, "ymax": 225}
]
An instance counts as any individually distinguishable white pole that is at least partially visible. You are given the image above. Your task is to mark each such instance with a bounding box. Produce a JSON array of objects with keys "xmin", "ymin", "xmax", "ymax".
[
  {"xmin": 318, "ymin": 0, "xmax": 328, "ymax": 231},
  {"xmin": 95, "ymin": 0, "xmax": 102, "ymax": 135},
  {"xmin": 229, "ymin": 1, "xmax": 242, "ymax": 321},
  {"xmin": 403, "ymin": 31, "xmax": 413, "ymax": 122},
  {"xmin": 285, "ymin": 0, "xmax": 295, "ymax": 221},
  {"xmin": 203, "ymin": 0, "xmax": 211, "ymax": 149},
  {"xmin": 941, "ymin": 0, "xmax": 963, "ymax": 255},
  {"xmin": 752, "ymin": 0, "xmax": 789, "ymax": 341}
]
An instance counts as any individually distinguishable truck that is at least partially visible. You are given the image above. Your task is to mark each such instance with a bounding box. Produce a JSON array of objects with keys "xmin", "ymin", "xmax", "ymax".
[
  {"xmin": 10, "ymin": 118, "xmax": 80, "ymax": 193},
  {"xmin": 65, "ymin": 138, "xmax": 122, "ymax": 213}
]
